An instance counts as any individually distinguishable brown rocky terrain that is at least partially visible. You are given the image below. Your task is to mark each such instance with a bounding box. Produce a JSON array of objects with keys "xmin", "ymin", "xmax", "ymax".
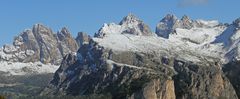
[{"xmin": 0, "ymin": 24, "xmax": 90, "ymax": 65}]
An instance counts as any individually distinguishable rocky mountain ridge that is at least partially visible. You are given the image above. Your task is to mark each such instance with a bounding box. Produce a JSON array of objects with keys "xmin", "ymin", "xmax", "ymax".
[
  {"xmin": 0, "ymin": 24, "xmax": 90, "ymax": 75},
  {"xmin": 41, "ymin": 14, "xmax": 240, "ymax": 99},
  {"xmin": 0, "ymin": 24, "xmax": 90, "ymax": 65},
  {"xmin": 0, "ymin": 13, "xmax": 240, "ymax": 99}
]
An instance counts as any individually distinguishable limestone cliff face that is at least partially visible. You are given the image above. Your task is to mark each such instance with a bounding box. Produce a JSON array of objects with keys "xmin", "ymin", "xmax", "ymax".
[
  {"xmin": 0, "ymin": 24, "xmax": 81, "ymax": 65},
  {"xmin": 57, "ymin": 27, "xmax": 79, "ymax": 58},
  {"xmin": 129, "ymin": 79, "xmax": 175, "ymax": 99},
  {"xmin": 173, "ymin": 59, "xmax": 237, "ymax": 99},
  {"xmin": 223, "ymin": 61, "xmax": 240, "ymax": 98},
  {"xmin": 32, "ymin": 24, "xmax": 63, "ymax": 64},
  {"xmin": 42, "ymin": 39, "xmax": 238, "ymax": 99},
  {"xmin": 75, "ymin": 32, "xmax": 91, "ymax": 47}
]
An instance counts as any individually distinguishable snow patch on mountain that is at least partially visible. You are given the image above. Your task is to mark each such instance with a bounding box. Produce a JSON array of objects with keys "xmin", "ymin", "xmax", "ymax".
[
  {"xmin": 93, "ymin": 32, "xmax": 222, "ymax": 62},
  {"xmin": 0, "ymin": 61, "xmax": 59, "ymax": 75},
  {"xmin": 106, "ymin": 59, "xmax": 155, "ymax": 72},
  {"xmin": 195, "ymin": 20, "xmax": 219, "ymax": 27},
  {"xmin": 93, "ymin": 14, "xmax": 235, "ymax": 63},
  {"xmin": 213, "ymin": 25, "xmax": 237, "ymax": 46},
  {"xmin": 170, "ymin": 26, "xmax": 226, "ymax": 45}
]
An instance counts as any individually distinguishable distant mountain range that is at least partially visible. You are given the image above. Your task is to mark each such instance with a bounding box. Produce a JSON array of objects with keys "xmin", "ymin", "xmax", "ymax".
[{"xmin": 1, "ymin": 14, "xmax": 240, "ymax": 99}]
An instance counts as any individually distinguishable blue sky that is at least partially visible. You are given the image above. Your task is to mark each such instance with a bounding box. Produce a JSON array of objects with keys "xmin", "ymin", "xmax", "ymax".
[{"xmin": 0, "ymin": 0, "xmax": 239, "ymax": 46}]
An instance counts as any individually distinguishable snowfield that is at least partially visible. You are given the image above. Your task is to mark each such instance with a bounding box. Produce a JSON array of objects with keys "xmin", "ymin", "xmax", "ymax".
[
  {"xmin": 93, "ymin": 17, "xmax": 239, "ymax": 63},
  {"xmin": 94, "ymin": 33, "xmax": 222, "ymax": 63},
  {"xmin": 0, "ymin": 61, "xmax": 59, "ymax": 75}
]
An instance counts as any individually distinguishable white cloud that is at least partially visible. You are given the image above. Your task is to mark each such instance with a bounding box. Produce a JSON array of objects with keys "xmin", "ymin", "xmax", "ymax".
[{"xmin": 178, "ymin": 0, "xmax": 209, "ymax": 7}]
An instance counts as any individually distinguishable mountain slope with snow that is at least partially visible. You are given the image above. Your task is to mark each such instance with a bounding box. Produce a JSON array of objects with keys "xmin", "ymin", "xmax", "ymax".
[
  {"xmin": 1, "ymin": 13, "xmax": 240, "ymax": 99},
  {"xmin": 94, "ymin": 14, "xmax": 240, "ymax": 63},
  {"xmin": 43, "ymin": 14, "xmax": 240, "ymax": 99},
  {"xmin": 0, "ymin": 61, "xmax": 58, "ymax": 76}
]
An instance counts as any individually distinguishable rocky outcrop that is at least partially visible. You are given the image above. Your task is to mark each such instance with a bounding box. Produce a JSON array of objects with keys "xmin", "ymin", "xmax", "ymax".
[
  {"xmin": 42, "ymin": 38, "xmax": 238, "ymax": 99},
  {"xmin": 75, "ymin": 32, "xmax": 91, "ymax": 47},
  {"xmin": 42, "ymin": 41, "xmax": 176, "ymax": 99},
  {"xmin": 57, "ymin": 27, "xmax": 79, "ymax": 58},
  {"xmin": 95, "ymin": 14, "xmax": 154, "ymax": 38},
  {"xmin": 119, "ymin": 14, "xmax": 153, "ymax": 36},
  {"xmin": 155, "ymin": 14, "xmax": 221, "ymax": 39},
  {"xmin": 223, "ymin": 61, "xmax": 240, "ymax": 98},
  {"xmin": 39, "ymin": 14, "xmax": 240, "ymax": 99},
  {"xmin": 180, "ymin": 15, "xmax": 193, "ymax": 29},
  {"xmin": 233, "ymin": 18, "xmax": 240, "ymax": 28},
  {"xmin": 173, "ymin": 59, "xmax": 237, "ymax": 99},
  {"xmin": 130, "ymin": 79, "xmax": 175, "ymax": 99},
  {"xmin": 0, "ymin": 24, "xmax": 80, "ymax": 65},
  {"xmin": 156, "ymin": 14, "xmax": 178, "ymax": 38}
]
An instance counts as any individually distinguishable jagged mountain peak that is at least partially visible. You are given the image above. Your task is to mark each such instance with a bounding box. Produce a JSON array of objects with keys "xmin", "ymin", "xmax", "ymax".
[
  {"xmin": 1, "ymin": 14, "xmax": 240, "ymax": 99},
  {"xmin": 32, "ymin": 23, "xmax": 55, "ymax": 40},
  {"xmin": 95, "ymin": 14, "xmax": 153, "ymax": 37},
  {"xmin": 233, "ymin": 17, "xmax": 240, "ymax": 27},
  {"xmin": 57, "ymin": 27, "xmax": 72, "ymax": 41},
  {"xmin": 180, "ymin": 15, "xmax": 193, "ymax": 29},
  {"xmin": 156, "ymin": 14, "xmax": 223, "ymax": 38},
  {"xmin": 119, "ymin": 13, "xmax": 142, "ymax": 25},
  {"xmin": 33, "ymin": 23, "xmax": 50, "ymax": 31},
  {"xmin": 0, "ymin": 23, "xmax": 81, "ymax": 65},
  {"xmin": 156, "ymin": 14, "xmax": 178, "ymax": 38},
  {"xmin": 161, "ymin": 14, "xmax": 178, "ymax": 22},
  {"xmin": 60, "ymin": 27, "xmax": 71, "ymax": 37},
  {"xmin": 181, "ymin": 15, "xmax": 192, "ymax": 23},
  {"xmin": 181, "ymin": 15, "xmax": 190, "ymax": 20},
  {"xmin": 213, "ymin": 18, "xmax": 240, "ymax": 46},
  {"xmin": 75, "ymin": 32, "xmax": 91, "ymax": 46},
  {"xmin": 33, "ymin": 23, "xmax": 44, "ymax": 28}
]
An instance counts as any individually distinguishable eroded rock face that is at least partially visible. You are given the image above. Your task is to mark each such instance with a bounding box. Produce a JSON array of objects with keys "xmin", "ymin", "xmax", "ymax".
[
  {"xmin": 42, "ymin": 39, "xmax": 238, "ymax": 99},
  {"xmin": 180, "ymin": 15, "xmax": 193, "ymax": 29},
  {"xmin": 156, "ymin": 14, "xmax": 178, "ymax": 38},
  {"xmin": 42, "ymin": 40, "xmax": 175, "ymax": 98},
  {"xmin": 57, "ymin": 27, "xmax": 79, "ymax": 58},
  {"xmin": 130, "ymin": 79, "xmax": 175, "ymax": 99},
  {"xmin": 173, "ymin": 60, "xmax": 238, "ymax": 99},
  {"xmin": 156, "ymin": 14, "xmax": 195, "ymax": 38},
  {"xmin": 75, "ymin": 32, "xmax": 91, "ymax": 47},
  {"xmin": 32, "ymin": 24, "xmax": 62, "ymax": 64},
  {"xmin": 223, "ymin": 61, "xmax": 240, "ymax": 98},
  {"xmin": 0, "ymin": 24, "xmax": 80, "ymax": 65},
  {"xmin": 233, "ymin": 18, "xmax": 240, "ymax": 28}
]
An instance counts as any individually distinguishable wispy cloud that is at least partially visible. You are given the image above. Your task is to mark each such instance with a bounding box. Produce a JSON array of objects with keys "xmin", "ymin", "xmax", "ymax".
[{"xmin": 178, "ymin": 0, "xmax": 209, "ymax": 7}]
